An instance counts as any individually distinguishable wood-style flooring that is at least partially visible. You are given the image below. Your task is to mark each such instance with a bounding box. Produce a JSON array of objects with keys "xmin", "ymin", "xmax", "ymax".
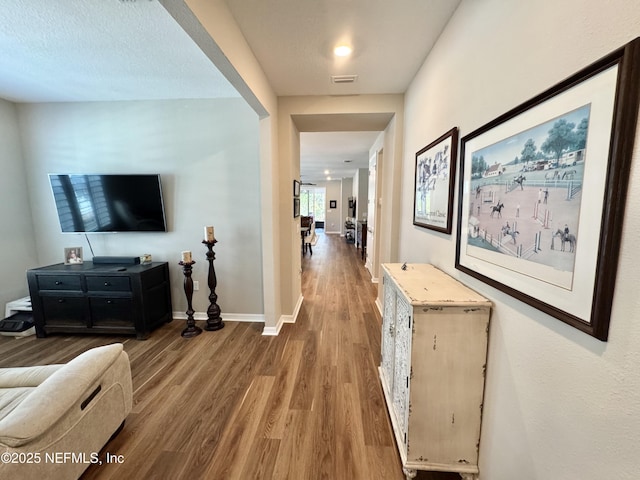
[{"xmin": 0, "ymin": 231, "xmax": 457, "ymax": 480}]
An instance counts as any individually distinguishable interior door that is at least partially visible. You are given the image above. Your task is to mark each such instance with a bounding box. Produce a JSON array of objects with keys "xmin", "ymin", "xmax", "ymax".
[{"xmin": 366, "ymin": 153, "xmax": 377, "ymax": 271}]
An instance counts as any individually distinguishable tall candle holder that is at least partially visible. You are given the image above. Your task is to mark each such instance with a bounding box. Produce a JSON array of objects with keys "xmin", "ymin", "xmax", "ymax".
[
  {"xmin": 179, "ymin": 260, "xmax": 202, "ymax": 338},
  {"xmin": 202, "ymin": 239, "xmax": 224, "ymax": 331}
]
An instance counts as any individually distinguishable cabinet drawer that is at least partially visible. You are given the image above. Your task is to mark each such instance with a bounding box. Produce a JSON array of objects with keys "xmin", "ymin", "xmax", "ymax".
[
  {"xmin": 38, "ymin": 275, "xmax": 82, "ymax": 291},
  {"xmin": 86, "ymin": 276, "xmax": 131, "ymax": 292},
  {"xmin": 41, "ymin": 296, "xmax": 87, "ymax": 325},
  {"xmin": 90, "ymin": 297, "xmax": 134, "ymax": 326}
]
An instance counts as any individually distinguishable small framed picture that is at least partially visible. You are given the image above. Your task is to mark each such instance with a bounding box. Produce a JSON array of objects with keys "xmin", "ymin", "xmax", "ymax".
[
  {"xmin": 64, "ymin": 247, "xmax": 83, "ymax": 265},
  {"xmin": 413, "ymin": 127, "xmax": 458, "ymax": 233},
  {"xmin": 293, "ymin": 197, "xmax": 300, "ymax": 218},
  {"xmin": 293, "ymin": 179, "xmax": 301, "ymax": 197},
  {"xmin": 329, "ymin": 200, "xmax": 337, "ymax": 209}
]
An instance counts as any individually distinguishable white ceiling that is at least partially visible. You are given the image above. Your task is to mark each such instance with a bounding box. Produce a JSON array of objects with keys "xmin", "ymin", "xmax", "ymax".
[
  {"xmin": 300, "ymin": 131, "xmax": 380, "ymax": 184},
  {"xmin": 224, "ymin": 0, "xmax": 461, "ymax": 96},
  {"xmin": 0, "ymin": 0, "xmax": 461, "ymax": 182},
  {"xmin": 0, "ymin": 0, "xmax": 239, "ymax": 102}
]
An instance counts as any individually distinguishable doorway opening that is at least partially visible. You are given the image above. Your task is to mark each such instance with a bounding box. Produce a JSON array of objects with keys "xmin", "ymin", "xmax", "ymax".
[{"xmin": 300, "ymin": 186, "xmax": 326, "ymax": 229}]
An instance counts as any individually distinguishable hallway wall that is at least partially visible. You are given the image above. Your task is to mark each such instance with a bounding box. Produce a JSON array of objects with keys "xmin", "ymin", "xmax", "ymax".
[{"xmin": 400, "ymin": 0, "xmax": 640, "ymax": 478}]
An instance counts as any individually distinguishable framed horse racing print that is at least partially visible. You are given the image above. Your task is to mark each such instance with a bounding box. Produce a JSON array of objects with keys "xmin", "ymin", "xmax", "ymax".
[
  {"xmin": 413, "ymin": 127, "xmax": 458, "ymax": 234},
  {"xmin": 455, "ymin": 37, "xmax": 640, "ymax": 341}
]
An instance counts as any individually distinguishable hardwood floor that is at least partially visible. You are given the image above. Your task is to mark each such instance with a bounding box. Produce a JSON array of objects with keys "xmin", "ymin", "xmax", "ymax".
[{"xmin": 0, "ymin": 231, "xmax": 458, "ymax": 480}]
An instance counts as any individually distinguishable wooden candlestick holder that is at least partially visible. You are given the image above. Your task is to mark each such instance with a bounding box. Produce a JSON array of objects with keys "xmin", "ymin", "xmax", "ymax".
[
  {"xmin": 179, "ymin": 260, "xmax": 202, "ymax": 338},
  {"xmin": 202, "ymin": 239, "xmax": 224, "ymax": 331}
]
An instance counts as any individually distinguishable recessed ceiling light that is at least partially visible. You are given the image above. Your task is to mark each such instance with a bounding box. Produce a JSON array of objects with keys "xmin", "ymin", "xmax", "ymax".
[
  {"xmin": 334, "ymin": 45, "xmax": 352, "ymax": 57},
  {"xmin": 324, "ymin": 169, "xmax": 330, "ymax": 174}
]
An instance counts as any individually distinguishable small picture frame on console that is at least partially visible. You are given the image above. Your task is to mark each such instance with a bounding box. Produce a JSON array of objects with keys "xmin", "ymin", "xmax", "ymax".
[{"xmin": 64, "ymin": 247, "xmax": 83, "ymax": 265}]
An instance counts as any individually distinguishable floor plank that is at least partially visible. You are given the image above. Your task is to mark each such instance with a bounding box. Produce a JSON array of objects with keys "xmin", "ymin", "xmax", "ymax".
[{"xmin": 0, "ymin": 230, "xmax": 457, "ymax": 480}]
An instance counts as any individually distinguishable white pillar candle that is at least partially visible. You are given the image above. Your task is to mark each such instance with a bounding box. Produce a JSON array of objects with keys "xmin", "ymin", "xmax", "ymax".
[
  {"xmin": 204, "ymin": 225, "xmax": 215, "ymax": 242},
  {"xmin": 181, "ymin": 250, "xmax": 192, "ymax": 263}
]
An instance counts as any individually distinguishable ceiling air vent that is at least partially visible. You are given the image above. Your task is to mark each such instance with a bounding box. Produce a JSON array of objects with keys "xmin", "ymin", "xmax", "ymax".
[{"xmin": 331, "ymin": 75, "xmax": 358, "ymax": 84}]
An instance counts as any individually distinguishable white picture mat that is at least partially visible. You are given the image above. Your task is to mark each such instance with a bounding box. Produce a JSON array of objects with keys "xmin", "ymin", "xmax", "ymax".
[
  {"xmin": 458, "ymin": 65, "xmax": 618, "ymax": 323},
  {"xmin": 414, "ymin": 135, "xmax": 454, "ymax": 228}
]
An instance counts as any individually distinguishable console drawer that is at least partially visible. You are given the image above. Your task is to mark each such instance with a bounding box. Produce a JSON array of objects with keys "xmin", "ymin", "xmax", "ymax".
[
  {"xmin": 38, "ymin": 275, "xmax": 82, "ymax": 291},
  {"xmin": 86, "ymin": 276, "xmax": 131, "ymax": 292}
]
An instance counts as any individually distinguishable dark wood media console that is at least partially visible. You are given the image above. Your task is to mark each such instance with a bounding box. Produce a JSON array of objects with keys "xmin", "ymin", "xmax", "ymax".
[{"xmin": 27, "ymin": 261, "xmax": 173, "ymax": 340}]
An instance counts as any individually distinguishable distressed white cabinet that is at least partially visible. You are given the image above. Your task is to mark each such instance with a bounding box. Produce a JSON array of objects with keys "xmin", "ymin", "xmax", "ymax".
[{"xmin": 379, "ymin": 263, "xmax": 491, "ymax": 480}]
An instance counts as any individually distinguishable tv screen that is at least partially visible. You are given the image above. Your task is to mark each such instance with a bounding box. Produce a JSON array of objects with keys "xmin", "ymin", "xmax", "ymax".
[{"xmin": 49, "ymin": 174, "xmax": 167, "ymax": 233}]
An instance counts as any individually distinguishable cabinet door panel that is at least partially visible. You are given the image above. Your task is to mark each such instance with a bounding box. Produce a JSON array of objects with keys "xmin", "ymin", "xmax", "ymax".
[
  {"xmin": 90, "ymin": 297, "xmax": 134, "ymax": 327},
  {"xmin": 392, "ymin": 294, "xmax": 411, "ymax": 447},
  {"xmin": 41, "ymin": 296, "xmax": 87, "ymax": 326},
  {"xmin": 381, "ymin": 278, "xmax": 396, "ymax": 389}
]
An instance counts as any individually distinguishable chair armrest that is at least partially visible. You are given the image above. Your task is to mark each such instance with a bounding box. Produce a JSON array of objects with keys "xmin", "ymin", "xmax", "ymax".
[
  {"xmin": 0, "ymin": 365, "xmax": 62, "ymax": 388},
  {"xmin": 0, "ymin": 344, "xmax": 126, "ymax": 447}
]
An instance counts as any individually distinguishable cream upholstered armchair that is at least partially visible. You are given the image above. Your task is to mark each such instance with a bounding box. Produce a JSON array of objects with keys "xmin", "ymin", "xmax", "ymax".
[
  {"xmin": 0, "ymin": 343, "xmax": 132, "ymax": 480},
  {"xmin": 303, "ymin": 221, "xmax": 317, "ymax": 254}
]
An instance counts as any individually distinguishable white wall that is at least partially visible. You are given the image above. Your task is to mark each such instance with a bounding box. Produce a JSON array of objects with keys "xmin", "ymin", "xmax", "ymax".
[
  {"xmin": 180, "ymin": 0, "xmax": 282, "ymax": 331},
  {"xmin": 0, "ymin": 99, "xmax": 38, "ymax": 309},
  {"xmin": 340, "ymin": 176, "xmax": 353, "ymax": 235},
  {"xmin": 324, "ymin": 181, "xmax": 343, "ymax": 233},
  {"xmin": 354, "ymin": 168, "xmax": 368, "ymax": 222},
  {"xmin": 401, "ymin": 0, "xmax": 640, "ymax": 478},
  {"xmin": 17, "ymin": 98, "xmax": 264, "ymax": 318}
]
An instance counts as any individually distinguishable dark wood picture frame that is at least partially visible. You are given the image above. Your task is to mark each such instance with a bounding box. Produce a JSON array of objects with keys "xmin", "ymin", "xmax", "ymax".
[
  {"xmin": 293, "ymin": 197, "xmax": 300, "ymax": 218},
  {"xmin": 329, "ymin": 200, "xmax": 337, "ymax": 209},
  {"xmin": 412, "ymin": 127, "xmax": 458, "ymax": 234},
  {"xmin": 293, "ymin": 179, "xmax": 301, "ymax": 197},
  {"xmin": 455, "ymin": 37, "xmax": 640, "ymax": 341}
]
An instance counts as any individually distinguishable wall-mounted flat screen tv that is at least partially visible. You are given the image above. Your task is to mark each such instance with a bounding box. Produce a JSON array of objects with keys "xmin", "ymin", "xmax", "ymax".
[{"xmin": 49, "ymin": 174, "xmax": 167, "ymax": 233}]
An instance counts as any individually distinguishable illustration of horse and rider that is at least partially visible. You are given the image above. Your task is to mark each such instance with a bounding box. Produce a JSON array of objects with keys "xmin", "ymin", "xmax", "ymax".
[
  {"xmin": 553, "ymin": 224, "xmax": 577, "ymax": 252},
  {"xmin": 501, "ymin": 222, "xmax": 519, "ymax": 244},
  {"xmin": 490, "ymin": 201, "xmax": 504, "ymax": 218},
  {"xmin": 513, "ymin": 175, "xmax": 526, "ymax": 190}
]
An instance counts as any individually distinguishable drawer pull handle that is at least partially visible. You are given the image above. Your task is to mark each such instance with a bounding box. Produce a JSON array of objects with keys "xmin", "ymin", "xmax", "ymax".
[
  {"xmin": 58, "ymin": 298, "xmax": 65, "ymax": 303},
  {"xmin": 107, "ymin": 300, "xmax": 113, "ymax": 304},
  {"xmin": 104, "ymin": 282, "xmax": 111, "ymax": 286},
  {"xmin": 55, "ymin": 281, "xmax": 62, "ymax": 285}
]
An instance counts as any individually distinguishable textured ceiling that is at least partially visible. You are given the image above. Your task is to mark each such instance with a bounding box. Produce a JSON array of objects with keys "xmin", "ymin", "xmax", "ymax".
[
  {"xmin": 0, "ymin": 0, "xmax": 460, "ymax": 182},
  {"xmin": 0, "ymin": 0, "xmax": 239, "ymax": 102}
]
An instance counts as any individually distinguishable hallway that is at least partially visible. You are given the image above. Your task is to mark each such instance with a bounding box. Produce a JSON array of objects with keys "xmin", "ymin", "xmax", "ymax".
[{"xmin": 299, "ymin": 230, "xmax": 458, "ymax": 480}]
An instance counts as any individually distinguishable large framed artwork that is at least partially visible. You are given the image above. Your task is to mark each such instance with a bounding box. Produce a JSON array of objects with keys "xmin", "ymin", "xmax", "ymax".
[
  {"xmin": 413, "ymin": 127, "xmax": 458, "ymax": 234},
  {"xmin": 455, "ymin": 37, "xmax": 640, "ymax": 341}
]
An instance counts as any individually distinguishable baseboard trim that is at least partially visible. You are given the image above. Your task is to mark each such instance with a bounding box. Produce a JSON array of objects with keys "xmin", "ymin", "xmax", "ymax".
[
  {"xmin": 263, "ymin": 294, "xmax": 303, "ymax": 336},
  {"xmin": 173, "ymin": 298, "xmax": 304, "ymax": 335},
  {"xmin": 173, "ymin": 311, "xmax": 265, "ymax": 323},
  {"xmin": 375, "ymin": 298, "xmax": 383, "ymax": 317},
  {"xmin": 262, "ymin": 323, "xmax": 282, "ymax": 336}
]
